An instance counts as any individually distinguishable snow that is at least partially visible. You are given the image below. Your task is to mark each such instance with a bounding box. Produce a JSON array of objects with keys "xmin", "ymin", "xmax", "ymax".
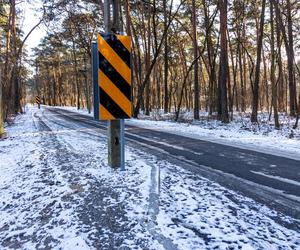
[
  {"xmin": 0, "ymin": 105, "xmax": 299, "ymax": 249},
  {"xmin": 155, "ymin": 160, "xmax": 300, "ymax": 249},
  {"xmin": 251, "ymin": 171, "xmax": 300, "ymax": 187},
  {"xmin": 59, "ymin": 236, "xmax": 90, "ymax": 250}
]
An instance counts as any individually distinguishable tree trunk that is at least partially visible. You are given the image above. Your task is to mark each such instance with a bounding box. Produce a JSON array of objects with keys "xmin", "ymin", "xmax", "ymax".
[
  {"xmin": 71, "ymin": 40, "xmax": 80, "ymax": 110},
  {"xmin": 272, "ymin": 0, "xmax": 297, "ymax": 115},
  {"xmin": 84, "ymin": 54, "xmax": 91, "ymax": 113},
  {"xmin": 270, "ymin": 1, "xmax": 279, "ymax": 129},
  {"xmin": 145, "ymin": 14, "xmax": 151, "ymax": 116},
  {"xmin": 192, "ymin": 0, "xmax": 199, "ymax": 119},
  {"xmin": 0, "ymin": 67, "xmax": 5, "ymax": 137},
  {"xmin": 163, "ymin": 0, "xmax": 169, "ymax": 114},
  {"xmin": 286, "ymin": 0, "xmax": 297, "ymax": 116},
  {"xmin": 251, "ymin": 0, "xmax": 266, "ymax": 123},
  {"xmin": 218, "ymin": 0, "xmax": 229, "ymax": 123},
  {"xmin": 276, "ymin": 14, "xmax": 285, "ymax": 112}
]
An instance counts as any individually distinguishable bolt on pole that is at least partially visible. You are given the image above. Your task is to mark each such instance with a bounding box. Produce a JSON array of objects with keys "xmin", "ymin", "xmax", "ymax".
[{"xmin": 104, "ymin": 0, "xmax": 125, "ymax": 170}]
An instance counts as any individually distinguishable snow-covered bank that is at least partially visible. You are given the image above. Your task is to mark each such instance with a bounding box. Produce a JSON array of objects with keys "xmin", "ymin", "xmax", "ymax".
[{"xmin": 1, "ymin": 106, "xmax": 299, "ymax": 249}]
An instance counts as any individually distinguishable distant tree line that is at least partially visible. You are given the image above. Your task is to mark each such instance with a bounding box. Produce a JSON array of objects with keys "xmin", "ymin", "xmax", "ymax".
[
  {"xmin": 0, "ymin": 0, "xmax": 43, "ymax": 129},
  {"xmin": 0, "ymin": 0, "xmax": 300, "ymax": 130}
]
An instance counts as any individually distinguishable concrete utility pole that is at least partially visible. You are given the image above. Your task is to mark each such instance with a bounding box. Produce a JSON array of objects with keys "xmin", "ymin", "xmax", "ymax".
[{"xmin": 104, "ymin": 0, "xmax": 125, "ymax": 170}]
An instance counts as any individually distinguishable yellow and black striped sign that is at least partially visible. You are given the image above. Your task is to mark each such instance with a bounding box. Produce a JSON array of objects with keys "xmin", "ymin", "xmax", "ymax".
[
  {"xmin": 98, "ymin": 33, "xmax": 131, "ymax": 120},
  {"xmin": 36, "ymin": 96, "xmax": 41, "ymax": 104}
]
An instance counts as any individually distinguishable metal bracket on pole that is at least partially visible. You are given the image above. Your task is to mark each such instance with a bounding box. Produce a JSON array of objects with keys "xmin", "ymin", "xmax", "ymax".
[{"xmin": 104, "ymin": 0, "xmax": 125, "ymax": 170}]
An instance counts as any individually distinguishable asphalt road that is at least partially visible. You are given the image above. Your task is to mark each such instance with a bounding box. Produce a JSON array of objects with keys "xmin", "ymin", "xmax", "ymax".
[{"xmin": 44, "ymin": 107, "xmax": 300, "ymax": 229}]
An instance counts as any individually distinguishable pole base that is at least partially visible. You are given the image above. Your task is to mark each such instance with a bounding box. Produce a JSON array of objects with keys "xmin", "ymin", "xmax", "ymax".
[{"xmin": 108, "ymin": 119, "xmax": 125, "ymax": 170}]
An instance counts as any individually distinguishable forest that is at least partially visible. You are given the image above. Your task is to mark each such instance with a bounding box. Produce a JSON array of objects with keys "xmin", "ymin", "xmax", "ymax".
[{"xmin": 0, "ymin": 0, "xmax": 300, "ymax": 131}]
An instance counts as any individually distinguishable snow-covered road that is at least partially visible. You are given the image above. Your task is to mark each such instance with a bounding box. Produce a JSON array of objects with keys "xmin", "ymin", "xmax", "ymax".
[{"xmin": 0, "ymin": 105, "xmax": 299, "ymax": 249}]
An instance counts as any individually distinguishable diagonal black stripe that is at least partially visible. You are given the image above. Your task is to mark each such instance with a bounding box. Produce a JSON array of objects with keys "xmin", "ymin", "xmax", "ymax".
[
  {"xmin": 100, "ymin": 33, "xmax": 130, "ymax": 68},
  {"xmin": 100, "ymin": 87, "xmax": 130, "ymax": 119},
  {"xmin": 98, "ymin": 52, "xmax": 131, "ymax": 101}
]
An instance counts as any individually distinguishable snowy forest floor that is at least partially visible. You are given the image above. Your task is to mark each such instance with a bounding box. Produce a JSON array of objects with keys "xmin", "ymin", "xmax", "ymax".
[{"xmin": 0, "ymin": 105, "xmax": 299, "ymax": 249}]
